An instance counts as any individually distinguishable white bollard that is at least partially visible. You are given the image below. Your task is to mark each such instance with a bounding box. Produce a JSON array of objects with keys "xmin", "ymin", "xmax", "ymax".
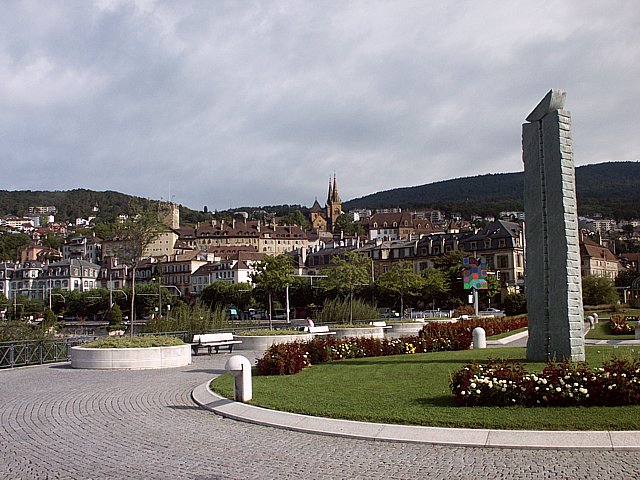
[
  {"xmin": 586, "ymin": 315, "xmax": 595, "ymax": 328},
  {"xmin": 472, "ymin": 327, "xmax": 486, "ymax": 349},
  {"xmin": 593, "ymin": 313, "xmax": 599, "ymax": 324},
  {"xmin": 225, "ymin": 355, "xmax": 252, "ymax": 402}
]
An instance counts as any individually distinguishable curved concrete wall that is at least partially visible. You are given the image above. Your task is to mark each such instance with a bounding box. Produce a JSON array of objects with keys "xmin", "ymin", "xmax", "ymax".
[
  {"xmin": 235, "ymin": 334, "xmax": 313, "ymax": 354},
  {"xmin": 331, "ymin": 327, "xmax": 385, "ymax": 340},
  {"xmin": 385, "ymin": 322, "xmax": 425, "ymax": 339},
  {"xmin": 71, "ymin": 344, "xmax": 191, "ymax": 370}
]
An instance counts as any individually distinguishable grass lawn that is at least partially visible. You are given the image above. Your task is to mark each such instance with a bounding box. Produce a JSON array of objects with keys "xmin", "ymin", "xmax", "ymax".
[
  {"xmin": 586, "ymin": 320, "xmax": 638, "ymax": 340},
  {"xmin": 211, "ymin": 346, "xmax": 640, "ymax": 431}
]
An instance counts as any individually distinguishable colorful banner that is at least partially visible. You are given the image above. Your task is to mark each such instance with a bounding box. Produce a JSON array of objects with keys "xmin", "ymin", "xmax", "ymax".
[{"xmin": 462, "ymin": 257, "xmax": 488, "ymax": 290}]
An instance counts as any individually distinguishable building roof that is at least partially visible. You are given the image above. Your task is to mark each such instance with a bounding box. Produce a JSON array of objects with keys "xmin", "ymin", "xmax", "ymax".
[{"xmin": 580, "ymin": 237, "xmax": 618, "ymax": 263}]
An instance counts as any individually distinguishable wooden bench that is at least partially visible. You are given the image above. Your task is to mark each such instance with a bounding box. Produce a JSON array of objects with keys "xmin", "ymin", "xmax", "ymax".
[
  {"xmin": 190, "ymin": 333, "xmax": 242, "ymax": 355},
  {"xmin": 304, "ymin": 325, "xmax": 336, "ymax": 336}
]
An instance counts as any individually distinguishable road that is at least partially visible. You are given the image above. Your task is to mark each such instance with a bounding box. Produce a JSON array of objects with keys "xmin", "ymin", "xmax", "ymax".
[{"xmin": 1, "ymin": 354, "xmax": 639, "ymax": 479}]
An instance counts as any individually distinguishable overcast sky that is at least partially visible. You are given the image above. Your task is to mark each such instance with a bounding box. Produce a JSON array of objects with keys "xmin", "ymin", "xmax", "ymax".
[{"xmin": 1, "ymin": 1, "xmax": 639, "ymax": 212}]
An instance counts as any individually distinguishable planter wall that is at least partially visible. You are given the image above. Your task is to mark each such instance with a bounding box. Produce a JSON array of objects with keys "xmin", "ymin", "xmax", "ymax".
[
  {"xmin": 235, "ymin": 334, "xmax": 314, "ymax": 354},
  {"xmin": 331, "ymin": 327, "xmax": 385, "ymax": 340},
  {"xmin": 71, "ymin": 344, "xmax": 191, "ymax": 370},
  {"xmin": 385, "ymin": 322, "xmax": 425, "ymax": 339}
]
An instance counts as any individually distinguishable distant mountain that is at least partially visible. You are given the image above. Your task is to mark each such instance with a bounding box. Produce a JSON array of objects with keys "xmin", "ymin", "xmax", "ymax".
[
  {"xmin": 1, "ymin": 161, "xmax": 638, "ymax": 224},
  {"xmin": 344, "ymin": 161, "xmax": 640, "ymax": 220},
  {"xmin": 0, "ymin": 189, "xmax": 207, "ymax": 225}
]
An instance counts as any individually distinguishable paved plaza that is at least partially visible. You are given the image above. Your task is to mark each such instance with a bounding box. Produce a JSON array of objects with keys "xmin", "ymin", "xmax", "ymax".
[{"xmin": 2, "ymin": 353, "xmax": 640, "ymax": 479}]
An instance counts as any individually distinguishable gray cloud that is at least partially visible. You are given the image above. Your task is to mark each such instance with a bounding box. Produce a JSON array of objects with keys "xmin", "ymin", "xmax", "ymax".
[{"xmin": 1, "ymin": 1, "xmax": 638, "ymax": 211}]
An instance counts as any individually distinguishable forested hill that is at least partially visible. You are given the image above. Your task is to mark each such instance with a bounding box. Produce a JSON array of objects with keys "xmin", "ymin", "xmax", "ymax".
[
  {"xmin": 344, "ymin": 161, "xmax": 640, "ymax": 220},
  {"xmin": 1, "ymin": 161, "xmax": 638, "ymax": 223}
]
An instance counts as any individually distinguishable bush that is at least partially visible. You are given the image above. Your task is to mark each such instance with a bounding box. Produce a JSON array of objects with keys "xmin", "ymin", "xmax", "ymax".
[
  {"xmin": 582, "ymin": 275, "xmax": 619, "ymax": 307},
  {"xmin": 450, "ymin": 356, "xmax": 640, "ymax": 407},
  {"xmin": 256, "ymin": 342, "xmax": 310, "ymax": 375},
  {"xmin": 454, "ymin": 305, "xmax": 475, "ymax": 317},
  {"xmin": 106, "ymin": 304, "xmax": 124, "ymax": 331},
  {"xmin": 316, "ymin": 297, "xmax": 378, "ymax": 323},
  {"xmin": 83, "ymin": 335, "xmax": 184, "ymax": 349},
  {"xmin": 255, "ymin": 315, "xmax": 528, "ymax": 375},
  {"xmin": 503, "ymin": 293, "xmax": 527, "ymax": 316},
  {"xmin": 609, "ymin": 315, "xmax": 635, "ymax": 334},
  {"xmin": 417, "ymin": 316, "xmax": 528, "ymax": 352},
  {"xmin": 0, "ymin": 321, "xmax": 46, "ymax": 342},
  {"xmin": 140, "ymin": 302, "xmax": 230, "ymax": 333}
]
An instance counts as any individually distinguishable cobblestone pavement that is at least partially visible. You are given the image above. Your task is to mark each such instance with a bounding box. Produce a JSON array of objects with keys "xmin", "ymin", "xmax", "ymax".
[{"xmin": 2, "ymin": 355, "xmax": 640, "ymax": 479}]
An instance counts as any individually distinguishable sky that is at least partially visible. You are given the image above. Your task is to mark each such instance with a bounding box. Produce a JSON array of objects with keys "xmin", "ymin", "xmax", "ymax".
[{"xmin": 1, "ymin": 1, "xmax": 639, "ymax": 212}]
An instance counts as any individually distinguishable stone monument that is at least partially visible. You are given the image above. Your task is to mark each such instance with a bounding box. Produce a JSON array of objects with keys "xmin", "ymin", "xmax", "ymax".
[{"xmin": 523, "ymin": 89, "xmax": 585, "ymax": 362}]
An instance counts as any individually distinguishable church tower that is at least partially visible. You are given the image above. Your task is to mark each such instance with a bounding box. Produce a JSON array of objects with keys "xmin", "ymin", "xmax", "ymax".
[{"xmin": 326, "ymin": 174, "xmax": 343, "ymax": 232}]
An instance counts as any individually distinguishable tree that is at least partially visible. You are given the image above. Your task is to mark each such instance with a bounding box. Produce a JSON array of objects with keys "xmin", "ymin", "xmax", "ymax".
[
  {"xmin": 503, "ymin": 292, "xmax": 527, "ymax": 316},
  {"xmin": 200, "ymin": 281, "xmax": 253, "ymax": 314},
  {"xmin": 481, "ymin": 274, "xmax": 501, "ymax": 309},
  {"xmin": 432, "ymin": 251, "xmax": 467, "ymax": 308},
  {"xmin": 279, "ymin": 210, "xmax": 311, "ymax": 230},
  {"xmin": 0, "ymin": 232, "xmax": 30, "ymax": 261},
  {"xmin": 582, "ymin": 275, "xmax": 619, "ymax": 306},
  {"xmin": 333, "ymin": 214, "xmax": 365, "ymax": 237},
  {"xmin": 250, "ymin": 255, "xmax": 293, "ymax": 328},
  {"xmin": 106, "ymin": 303, "xmax": 124, "ymax": 331},
  {"xmin": 377, "ymin": 261, "xmax": 424, "ymax": 318},
  {"xmin": 113, "ymin": 209, "xmax": 163, "ymax": 336},
  {"xmin": 421, "ymin": 268, "xmax": 450, "ymax": 309},
  {"xmin": 43, "ymin": 232, "xmax": 63, "ymax": 251},
  {"xmin": 616, "ymin": 268, "xmax": 640, "ymax": 288},
  {"xmin": 321, "ymin": 251, "xmax": 371, "ymax": 324}
]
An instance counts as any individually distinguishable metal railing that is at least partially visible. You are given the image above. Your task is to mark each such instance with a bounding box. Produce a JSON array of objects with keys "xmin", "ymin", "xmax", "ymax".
[{"xmin": 0, "ymin": 337, "xmax": 97, "ymax": 369}]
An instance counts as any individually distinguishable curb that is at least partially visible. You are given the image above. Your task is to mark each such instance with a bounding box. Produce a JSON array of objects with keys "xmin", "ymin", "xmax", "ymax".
[{"xmin": 192, "ymin": 381, "xmax": 640, "ymax": 450}]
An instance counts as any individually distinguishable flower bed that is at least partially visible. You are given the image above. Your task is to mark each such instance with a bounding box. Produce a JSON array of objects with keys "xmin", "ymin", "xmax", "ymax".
[
  {"xmin": 450, "ymin": 357, "xmax": 640, "ymax": 407},
  {"xmin": 255, "ymin": 315, "xmax": 528, "ymax": 376},
  {"xmin": 609, "ymin": 315, "xmax": 636, "ymax": 334},
  {"xmin": 418, "ymin": 315, "xmax": 528, "ymax": 348}
]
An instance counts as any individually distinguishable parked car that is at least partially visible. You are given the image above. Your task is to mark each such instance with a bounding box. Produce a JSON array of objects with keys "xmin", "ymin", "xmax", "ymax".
[{"xmin": 378, "ymin": 308, "xmax": 400, "ymax": 319}]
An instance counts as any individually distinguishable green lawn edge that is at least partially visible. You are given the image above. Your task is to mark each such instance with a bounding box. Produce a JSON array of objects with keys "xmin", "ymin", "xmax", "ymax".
[{"xmin": 211, "ymin": 346, "xmax": 640, "ymax": 431}]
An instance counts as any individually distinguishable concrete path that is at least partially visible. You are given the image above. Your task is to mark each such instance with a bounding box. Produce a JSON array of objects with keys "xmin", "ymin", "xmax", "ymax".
[{"xmin": 1, "ymin": 352, "xmax": 640, "ymax": 479}]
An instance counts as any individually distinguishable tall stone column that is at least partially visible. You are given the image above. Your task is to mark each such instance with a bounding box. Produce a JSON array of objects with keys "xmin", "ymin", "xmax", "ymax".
[{"xmin": 523, "ymin": 89, "xmax": 585, "ymax": 362}]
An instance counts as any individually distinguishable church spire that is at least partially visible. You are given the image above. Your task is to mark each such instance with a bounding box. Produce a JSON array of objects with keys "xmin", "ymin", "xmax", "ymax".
[
  {"xmin": 327, "ymin": 176, "xmax": 333, "ymax": 203},
  {"xmin": 331, "ymin": 173, "xmax": 341, "ymax": 203}
]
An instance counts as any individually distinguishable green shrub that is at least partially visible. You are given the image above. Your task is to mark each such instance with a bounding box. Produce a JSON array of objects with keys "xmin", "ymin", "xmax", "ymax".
[
  {"xmin": 582, "ymin": 275, "xmax": 619, "ymax": 307},
  {"xmin": 255, "ymin": 315, "xmax": 528, "ymax": 376},
  {"xmin": 0, "ymin": 321, "xmax": 47, "ymax": 342},
  {"xmin": 316, "ymin": 297, "xmax": 378, "ymax": 323},
  {"xmin": 235, "ymin": 329, "xmax": 305, "ymax": 336},
  {"xmin": 141, "ymin": 303, "xmax": 230, "ymax": 333},
  {"xmin": 503, "ymin": 293, "xmax": 527, "ymax": 316},
  {"xmin": 83, "ymin": 335, "xmax": 184, "ymax": 348}
]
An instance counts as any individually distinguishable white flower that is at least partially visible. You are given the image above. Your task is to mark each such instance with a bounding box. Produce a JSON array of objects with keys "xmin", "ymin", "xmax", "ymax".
[
  {"xmin": 556, "ymin": 387, "xmax": 562, "ymax": 392},
  {"xmin": 476, "ymin": 389, "xmax": 481, "ymax": 394},
  {"xmin": 470, "ymin": 382, "xmax": 476, "ymax": 388}
]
